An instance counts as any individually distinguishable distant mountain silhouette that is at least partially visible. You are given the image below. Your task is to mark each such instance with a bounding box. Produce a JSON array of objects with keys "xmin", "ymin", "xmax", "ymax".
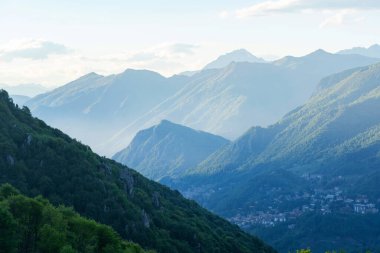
[
  {"xmin": 26, "ymin": 50, "xmax": 380, "ymax": 156},
  {"xmin": 203, "ymin": 49, "xmax": 266, "ymax": 69},
  {"xmin": 26, "ymin": 69, "xmax": 188, "ymax": 155},
  {"xmin": 338, "ymin": 44, "xmax": 380, "ymax": 58},
  {"xmin": 108, "ymin": 50, "xmax": 380, "ymax": 155}
]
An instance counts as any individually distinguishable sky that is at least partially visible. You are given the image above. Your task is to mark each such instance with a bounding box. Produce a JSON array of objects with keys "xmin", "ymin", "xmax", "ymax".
[{"xmin": 1, "ymin": 0, "xmax": 380, "ymax": 87}]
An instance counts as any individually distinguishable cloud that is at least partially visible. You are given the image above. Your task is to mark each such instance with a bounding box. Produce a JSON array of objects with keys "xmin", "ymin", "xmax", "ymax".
[
  {"xmin": 169, "ymin": 43, "xmax": 197, "ymax": 55},
  {"xmin": 235, "ymin": 0, "xmax": 380, "ymax": 18},
  {"xmin": 236, "ymin": 0, "xmax": 300, "ymax": 18},
  {"xmin": 128, "ymin": 43, "xmax": 198, "ymax": 63},
  {"xmin": 128, "ymin": 52, "xmax": 157, "ymax": 62},
  {"xmin": 219, "ymin": 10, "xmax": 229, "ymax": 19},
  {"xmin": 123, "ymin": 43, "xmax": 200, "ymax": 76},
  {"xmin": 319, "ymin": 9, "xmax": 363, "ymax": 28},
  {"xmin": 0, "ymin": 41, "xmax": 204, "ymax": 86},
  {"xmin": 0, "ymin": 40, "xmax": 70, "ymax": 61}
]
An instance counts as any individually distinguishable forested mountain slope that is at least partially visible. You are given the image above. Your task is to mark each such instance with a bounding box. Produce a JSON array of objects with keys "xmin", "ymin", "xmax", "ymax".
[{"xmin": 0, "ymin": 90, "xmax": 274, "ymax": 253}]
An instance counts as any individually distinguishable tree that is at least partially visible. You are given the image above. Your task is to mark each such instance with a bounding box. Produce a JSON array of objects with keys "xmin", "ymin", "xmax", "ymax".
[{"xmin": 0, "ymin": 203, "xmax": 18, "ymax": 253}]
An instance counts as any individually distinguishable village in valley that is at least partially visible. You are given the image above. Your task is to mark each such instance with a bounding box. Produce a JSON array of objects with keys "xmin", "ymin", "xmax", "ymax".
[{"xmin": 229, "ymin": 174, "xmax": 379, "ymax": 229}]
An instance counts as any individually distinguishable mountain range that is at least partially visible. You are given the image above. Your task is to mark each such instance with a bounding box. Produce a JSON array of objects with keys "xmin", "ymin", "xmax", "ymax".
[
  {"xmin": 179, "ymin": 48, "xmax": 266, "ymax": 76},
  {"xmin": 106, "ymin": 49, "xmax": 380, "ymax": 155},
  {"xmin": 113, "ymin": 120, "xmax": 230, "ymax": 181},
  {"xmin": 160, "ymin": 63, "xmax": 380, "ymax": 252},
  {"xmin": 338, "ymin": 44, "xmax": 380, "ymax": 58},
  {"xmin": 0, "ymin": 89, "xmax": 274, "ymax": 253},
  {"xmin": 25, "ymin": 70, "xmax": 188, "ymax": 154},
  {"xmin": 24, "ymin": 49, "xmax": 380, "ymax": 156}
]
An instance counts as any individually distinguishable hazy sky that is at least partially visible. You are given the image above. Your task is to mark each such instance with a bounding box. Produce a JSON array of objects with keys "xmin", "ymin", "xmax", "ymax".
[{"xmin": 1, "ymin": 0, "xmax": 380, "ymax": 86}]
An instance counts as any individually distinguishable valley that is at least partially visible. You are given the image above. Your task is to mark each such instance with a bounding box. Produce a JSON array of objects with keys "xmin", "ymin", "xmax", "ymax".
[{"xmin": 2, "ymin": 3, "xmax": 380, "ymax": 251}]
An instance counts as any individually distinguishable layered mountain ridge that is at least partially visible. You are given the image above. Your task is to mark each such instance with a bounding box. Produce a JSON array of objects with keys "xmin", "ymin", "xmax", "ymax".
[
  {"xmin": 25, "ymin": 49, "xmax": 380, "ymax": 156},
  {"xmin": 107, "ymin": 50, "xmax": 380, "ymax": 154},
  {"xmin": 338, "ymin": 44, "xmax": 380, "ymax": 58},
  {"xmin": 26, "ymin": 69, "xmax": 188, "ymax": 155}
]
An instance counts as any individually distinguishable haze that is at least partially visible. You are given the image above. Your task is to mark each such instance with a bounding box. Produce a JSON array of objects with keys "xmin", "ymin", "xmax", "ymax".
[{"xmin": 1, "ymin": 0, "xmax": 380, "ymax": 86}]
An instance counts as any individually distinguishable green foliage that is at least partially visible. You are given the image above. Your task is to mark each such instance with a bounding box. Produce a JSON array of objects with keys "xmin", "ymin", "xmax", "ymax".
[
  {"xmin": 0, "ymin": 202, "xmax": 18, "ymax": 253},
  {"xmin": 60, "ymin": 245, "xmax": 77, "ymax": 253},
  {"xmin": 0, "ymin": 183, "xmax": 20, "ymax": 199},
  {"xmin": 0, "ymin": 90, "xmax": 274, "ymax": 253},
  {"xmin": 0, "ymin": 184, "xmax": 152, "ymax": 253}
]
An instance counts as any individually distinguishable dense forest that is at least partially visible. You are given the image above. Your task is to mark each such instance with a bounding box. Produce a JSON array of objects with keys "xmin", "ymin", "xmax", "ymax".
[
  {"xmin": 0, "ymin": 89, "xmax": 275, "ymax": 253},
  {"xmin": 0, "ymin": 183, "xmax": 152, "ymax": 253}
]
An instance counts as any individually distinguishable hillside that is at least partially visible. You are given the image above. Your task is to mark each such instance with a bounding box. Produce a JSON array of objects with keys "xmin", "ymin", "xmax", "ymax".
[
  {"xmin": 0, "ymin": 90, "xmax": 274, "ymax": 253},
  {"xmin": 167, "ymin": 63, "xmax": 380, "ymax": 252},
  {"xmin": 113, "ymin": 120, "xmax": 229, "ymax": 181},
  {"xmin": 0, "ymin": 183, "xmax": 152, "ymax": 253}
]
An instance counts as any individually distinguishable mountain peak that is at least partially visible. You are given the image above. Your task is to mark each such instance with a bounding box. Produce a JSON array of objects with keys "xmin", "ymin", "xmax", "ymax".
[
  {"xmin": 155, "ymin": 120, "xmax": 197, "ymax": 133},
  {"xmin": 159, "ymin": 119, "xmax": 174, "ymax": 126},
  {"xmin": 203, "ymin": 49, "xmax": 265, "ymax": 70},
  {"xmin": 120, "ymin": 68, "xmax": 165, "ymax": 79},
  {"xmin": 79, "ymin": 72, "xmax": 103, "ymax": 80},
  {"xmin": 307, "ymin": 49, "xmax": 331, "ymax": 57},
  {"xmin": 155, "ymin": 119, "xmax": 179, "ymax": 130},
  {"xmin": 229, "ymin": 48, "xmax": 254, "ymax": 56},
  {"xmin": 122, "ymin": 68, "xmax": 146, "ymax": 74},
  {"xmin": 369, "ymin": 44, "xmax": 380, "ymax": 50},
  {"xmin": 113, "ymin": 121, "xmax": 230, "ymax": 181}
]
